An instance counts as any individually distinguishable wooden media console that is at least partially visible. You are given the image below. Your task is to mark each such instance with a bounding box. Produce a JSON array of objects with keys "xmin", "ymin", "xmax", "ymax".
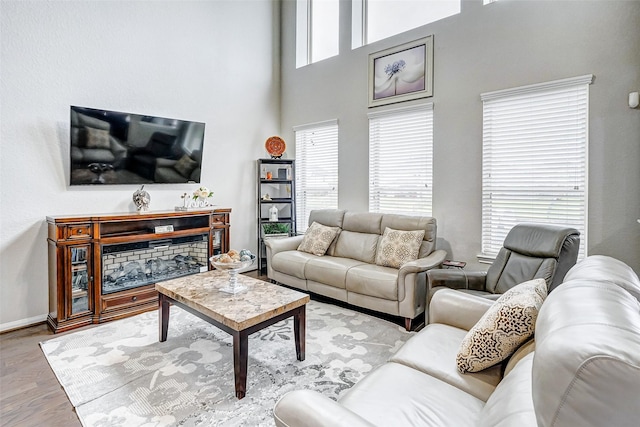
[{"xmin": 46, "ymin": 208, "xmax": 230, "ymax": 333}]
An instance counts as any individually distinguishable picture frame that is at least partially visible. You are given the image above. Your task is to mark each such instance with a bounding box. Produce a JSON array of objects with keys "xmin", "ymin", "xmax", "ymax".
[{"xmin": 368, "ymin": 35, "xmax": 434, "ymax": 108}]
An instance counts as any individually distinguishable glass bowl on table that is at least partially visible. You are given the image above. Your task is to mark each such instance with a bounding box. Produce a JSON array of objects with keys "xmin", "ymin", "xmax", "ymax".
[{"xmin": 209, "ymin": 253, "xmax": 256, "ymax": 294}]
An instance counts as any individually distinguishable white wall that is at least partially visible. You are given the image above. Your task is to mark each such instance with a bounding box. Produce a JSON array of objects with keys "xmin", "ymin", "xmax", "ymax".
[
  {"xmin": 280, "ymin": 0, "xmax": 640, "ymax": 272},
  {"xmin": 0, "ymin": 0, "xmax": 280, "ymax": 329}
]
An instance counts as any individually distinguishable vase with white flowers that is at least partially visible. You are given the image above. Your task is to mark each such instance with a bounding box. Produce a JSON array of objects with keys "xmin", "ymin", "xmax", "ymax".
[
  {"xmin": 191, "ymin": 186, "xmax": 214, "ymax": 207},
  {"xmin": 176, "ymin": 186, "xmax": 214, "ymax": 211}
]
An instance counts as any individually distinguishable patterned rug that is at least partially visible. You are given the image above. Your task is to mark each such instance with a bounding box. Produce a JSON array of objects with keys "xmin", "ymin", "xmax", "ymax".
[{"xmin": 41, "ymin": 300, "xmax": 412, "ymax": 426}]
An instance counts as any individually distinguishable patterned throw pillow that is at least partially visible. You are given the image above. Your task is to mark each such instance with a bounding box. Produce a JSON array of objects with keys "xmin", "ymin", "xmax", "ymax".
[
  {"xmin": 174, "ymin": 154, "xmax": 198, "ymax": 178},
  {"xmin": 375, "ymin": 227, "xmax": 425, "ymax": 269},
  {"xmin": 297, "ymin": 222, "xmax": 340, "ymax": 256},
  {"xmin": 85, "ymin": 127, "xmax": 111, "ymax": 149},
  {"xmin": 456, "ymin": 278, "xmax": 547, "ymax": 373}
]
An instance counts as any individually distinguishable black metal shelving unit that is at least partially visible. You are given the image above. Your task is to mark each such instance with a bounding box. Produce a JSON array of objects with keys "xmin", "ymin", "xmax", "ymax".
[{"xmin": 257, "ymin": 159, "xmax": 296, "ymax": 272}]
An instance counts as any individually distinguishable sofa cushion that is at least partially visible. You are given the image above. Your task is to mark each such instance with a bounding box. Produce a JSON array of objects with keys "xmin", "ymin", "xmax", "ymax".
[
  {"xmin": 486, "ymin": 250, "xmax": 556, "ymax": 294},
  {"xmin": 457, "ymin": 278, "xmax": 546, "ymax": 373},
  {"xmin": 478, "ymin": 353, "xmax": 537, "ymax": 427},
  {"xmin": 375, "ymin": 227, "xmax": 425, "ymax": 269},
  {"xmin": 503, "ymin": 338, "xmax": 535, "ymax": 377},
  {"xmin": 390, "ymin": 323, "xmax": 502, "ymax": 402},
  {"xmin": 77, "ymin": 112, "xmax": 111, "ymax": 131},
  {"xmin": 82, "ymin": 148, "xmax": 116, "ymax": 163},
  {"xmin": 380, "ymin": 214, "xmax": 437, "ymax": 257},
  {"xmin": 297, "ymin": 221, "xmax": 340, "ymax": 256},
  {"xmin": 305, "ymin": 256, "xmax": 366, "ymax": 289},
  {"xmin": 563, "ymin": 254, "xmax": 640, "ymax": 302},
  {"xmin": 85, "ymin": 127, "xmax": 111, "ymax": 149},
  {"xmin": 271, "ymin": 250, "xmax": 316, "ymax": 280},
  {"xmin": 340, "ymin": 362, "xmax": 484, "ymax": 427},
  {"xmin": 533, "ymin": 279, "xmax": 640, "ymax": 427},
  {"xmin": 341, "ymin": 211, "xmax": 383, "ymax": 234},
  {"xmin": 71, "ymin": 146, "xmax": 83, "ymax": 162},
  {"xmin": 308, "ymin": 209, "xmax": 346, "ymax": 228},
  {"xmin": 333, "ymin": 230, "xmax": 379, "ymax": 263},
  {"xmin": 345, "ymin": 264, "xmax": 399, "ymax": 300}
]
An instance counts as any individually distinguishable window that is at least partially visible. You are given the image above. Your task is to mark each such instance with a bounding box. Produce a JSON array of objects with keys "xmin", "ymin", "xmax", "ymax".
[
  {"xmin": 294, "ymin": 120, "xmax": 339, "ymax": 232},
  {"xmin": 296, "ymin": 0, "xmax": 339, "ymax": 68},
  {"xmin": 368, "ymin": 104, "xmax": 433, "ymax": 215},
  {"xmin": 353, "ymin": 0, "xmax": 460, "ymax": 48},
  {"xmin": 481, "ymin": 75, "xmax": 593, "ymax": 260}
]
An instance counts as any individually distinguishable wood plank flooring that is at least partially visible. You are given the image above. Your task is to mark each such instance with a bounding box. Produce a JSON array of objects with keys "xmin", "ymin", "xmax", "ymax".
[{"xmin": 0, "ymin": 323, "xmax": 83, "ymax": 427}]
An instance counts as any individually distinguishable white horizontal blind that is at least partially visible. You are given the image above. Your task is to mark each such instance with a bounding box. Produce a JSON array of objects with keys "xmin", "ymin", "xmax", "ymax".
[
  {"xmin": 294, "ymin": 120, "xmax": 339, "ymax": 233},
  {"xmin": 481, "ymin": 75, "xmax": 592, "ymax": 259},
  {"xmin": 369, "ymin": 104, "xmax": 433, "ymax": 215}
]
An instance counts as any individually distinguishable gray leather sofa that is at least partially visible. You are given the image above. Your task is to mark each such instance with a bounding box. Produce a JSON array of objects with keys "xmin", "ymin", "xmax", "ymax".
[
  {"xmin": 273, "ymin": 255, "xmax": 640, "ymax": 427},
  {"xmin": 265, "ymin": 209, "xmax": 447, "ymax": 330}
]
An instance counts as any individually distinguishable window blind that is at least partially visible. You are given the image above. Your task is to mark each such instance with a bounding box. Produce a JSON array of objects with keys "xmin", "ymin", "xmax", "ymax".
[
  {"xmin": 368, "ymin": 103, "xmax": 433, "ymax": 215},
  {"xmin": 481, "ymin": 75, "xmax": 592, "ymax": 259},
  {"xmin": 294, "ymin": 120, "xmax": 339, "ymax": 233}
]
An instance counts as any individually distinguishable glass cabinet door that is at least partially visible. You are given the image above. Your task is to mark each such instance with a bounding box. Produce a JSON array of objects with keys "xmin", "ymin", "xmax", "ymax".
[
  {"xmin": 69, "ymin": 245, "xmax": 91, "ymax": 315},
  {"xmin": 212, "ymin": 229, "xmax": 222, "ymax": 255}
]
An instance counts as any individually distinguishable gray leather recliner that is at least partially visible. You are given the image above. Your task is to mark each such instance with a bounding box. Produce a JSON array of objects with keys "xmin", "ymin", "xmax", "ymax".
[{"xmin": 427, "ymin": 223, "xmax": 580, "ymax": 307}]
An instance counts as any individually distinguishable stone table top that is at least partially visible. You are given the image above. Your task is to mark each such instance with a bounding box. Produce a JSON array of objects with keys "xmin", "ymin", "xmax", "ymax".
[{"xmin": 155, "ymin": 270, "xmax": 310, "ymax": 331}]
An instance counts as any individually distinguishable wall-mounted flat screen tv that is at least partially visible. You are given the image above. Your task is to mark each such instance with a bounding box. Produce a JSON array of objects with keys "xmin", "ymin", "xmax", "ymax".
[{"xmin": 70, "ymin": 106, "xmax": 206, "ymax": 185}]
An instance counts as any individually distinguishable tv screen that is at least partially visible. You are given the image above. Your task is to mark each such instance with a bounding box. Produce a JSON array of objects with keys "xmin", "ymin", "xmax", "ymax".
[{"xmin": 70, "ymin": 106, "xmax": 206, "ymax": 185}]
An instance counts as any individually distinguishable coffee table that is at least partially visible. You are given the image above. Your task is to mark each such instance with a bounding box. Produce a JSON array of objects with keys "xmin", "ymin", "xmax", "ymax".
[{"xmin": 155, "ymin": 270, "xmax": 310, "ymax": 399}]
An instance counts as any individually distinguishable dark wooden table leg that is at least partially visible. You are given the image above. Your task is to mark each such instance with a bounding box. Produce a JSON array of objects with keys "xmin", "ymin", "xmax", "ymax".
[
  {"xmin": 159, "ymin": 293, "xmax": 170, "ymax": 342},
  {"xmin": 293, "ymin": 305, "xmax": 306, "ymax": 361},
  {"xmin": 233, "ymin": 330, "xmax": 249, "ymax": 399}
]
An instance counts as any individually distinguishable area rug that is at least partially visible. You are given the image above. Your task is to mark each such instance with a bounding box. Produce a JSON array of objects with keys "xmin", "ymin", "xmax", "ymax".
[{"xmin": 41, "ymin": 300, "xmax": 412, "ymax": 426}]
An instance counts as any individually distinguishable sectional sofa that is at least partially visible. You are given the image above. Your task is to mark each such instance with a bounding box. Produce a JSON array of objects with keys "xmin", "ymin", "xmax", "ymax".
[
  {"xmin": 273, "ymin": 255, "xmax": 640, "ymax": 426},
  {"xmin": 265, "ymin": 209, "xmax": 446, "ymax": 330}
]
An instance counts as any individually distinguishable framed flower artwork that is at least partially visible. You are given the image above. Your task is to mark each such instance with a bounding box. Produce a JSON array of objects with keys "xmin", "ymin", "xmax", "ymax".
[{"xmin": 368, "ymin": 35, "xmax": 434, "ymax": 108}]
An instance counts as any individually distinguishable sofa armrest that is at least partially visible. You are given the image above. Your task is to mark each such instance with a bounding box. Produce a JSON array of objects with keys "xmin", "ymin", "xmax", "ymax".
[
  {"xmin": 109, "ymin": 137, "xmax": 128, "ymax": 168},
  {"xmin": 428, "ymin": 288, "xmax": 494, "ymax": 330},
  {"xmin": 427, "ymin": 269, "xmax": 488, "ymax": 291},
  {"xmin": 399, "ymin": 249, "xmax": 447, "ymax": 274},
  {"xmin": 274, "ymin": 390, "xmax": 375, "ymax": 427},
  {"xmin": 264, "ymin": 235, "xmax": 304, "ymax": 254},
  {"xmin": 109, "ymin": 136, "xmax": 128, "ymax": 155}
]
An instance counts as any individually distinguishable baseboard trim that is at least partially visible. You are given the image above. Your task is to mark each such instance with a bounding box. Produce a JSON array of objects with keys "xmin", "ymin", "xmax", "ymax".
[{"xmin": 0, "ymin": 314, "xmax": 48, "ymax": 333}]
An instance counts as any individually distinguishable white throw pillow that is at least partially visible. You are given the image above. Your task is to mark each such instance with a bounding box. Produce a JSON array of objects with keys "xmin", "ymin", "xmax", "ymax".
[{"xmin": 456, "ymin": 278, "xmax": 547, "ymax": 373}]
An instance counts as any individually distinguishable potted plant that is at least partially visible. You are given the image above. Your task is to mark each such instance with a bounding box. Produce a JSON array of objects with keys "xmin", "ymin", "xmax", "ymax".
[{"xmin": 261, "ymin": 222, "xmax": 291, "ymax": 239}]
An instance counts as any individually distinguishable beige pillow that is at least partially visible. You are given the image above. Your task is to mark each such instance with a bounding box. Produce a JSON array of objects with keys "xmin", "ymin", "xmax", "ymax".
[
  {"xmin": 456, "ymin": 278, "xmax": 547, "ymax": 373},
  {"xmin": 85, "ymin": 127, "xmax": 111, "ymax": 149},
  {"xmin": 297, "ymin": 222, "xmax": 340, "ymax": 256},
  {"xmin": 375, "ymin": 227, "xmax": 425, "ymax": 269},
  {"xmin": 174, "ymin": 154, "xmax": 198, "ymax": 178}
]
